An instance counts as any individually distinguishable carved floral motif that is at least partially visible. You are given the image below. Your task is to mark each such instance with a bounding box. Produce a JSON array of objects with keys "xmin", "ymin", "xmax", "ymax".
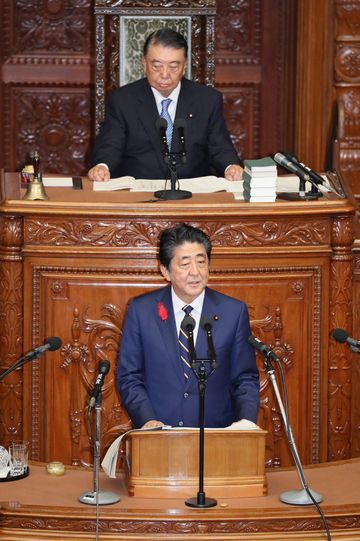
[
  {"xmin": 24, "ymin": 219, "xmax": 329, "ymax": 247},
  {"xmin": 95, "ymin": 0, "xmax": 215, "ymax": 7},
  {"xmin": 14, "ymin": 90, "xmax": 91, "ymax": 174},
  {"xmin": 216, "ymin": 0, "xmax": 260, "ymax": 61},
  {"xmin": 13, "ymin": 0, "xmax": 92, "ymax": 54}
]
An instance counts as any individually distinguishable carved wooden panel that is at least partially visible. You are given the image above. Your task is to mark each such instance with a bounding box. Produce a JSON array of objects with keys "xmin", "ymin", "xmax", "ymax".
[
  {"xmin": 334, "ymin": 0, "xmax": 360, "ymax": 198},
  {"xmin": 5, "ymin": 87, "xmax": 92, "ymax": 174},
  {"xmin": 22, "ymin": 252, "xmax": 324, "ymax": 469}
]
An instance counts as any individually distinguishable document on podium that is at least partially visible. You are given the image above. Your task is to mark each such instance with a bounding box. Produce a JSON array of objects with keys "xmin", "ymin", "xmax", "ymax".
[
  {"xmin": 101, "ymin": 420, "xmax": 259, "ymax": 478},
  {"xmin": 93, "ymin": 175, "xmax": 243, "ymax": 196}
]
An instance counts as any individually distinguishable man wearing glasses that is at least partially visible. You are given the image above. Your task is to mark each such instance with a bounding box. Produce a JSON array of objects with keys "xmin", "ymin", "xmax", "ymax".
[{"xmin": 88, "ymin": 28, "xmax": 243, "ymax": 182}]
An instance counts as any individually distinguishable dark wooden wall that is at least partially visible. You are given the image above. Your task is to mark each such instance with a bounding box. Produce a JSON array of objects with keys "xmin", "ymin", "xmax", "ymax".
[{"xmin": 0, "ymin": 0, "xmax": 341, "ymax": 178}]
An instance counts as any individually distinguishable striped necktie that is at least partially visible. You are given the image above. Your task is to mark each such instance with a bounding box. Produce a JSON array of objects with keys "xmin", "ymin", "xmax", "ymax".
[
  {"xmin": 179, "ymin": 305, "xmax": 194, "ymax": 380},
  {"xmin": 160, "ymin": 98, "xmax": 173, "ymax": 149}
]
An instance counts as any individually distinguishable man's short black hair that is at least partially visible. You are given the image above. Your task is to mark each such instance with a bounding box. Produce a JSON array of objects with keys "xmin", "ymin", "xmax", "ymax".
[
  {"xmin": 159, "ymin": 223, "xmax": 211, "ymax": 270},
  {"xmin": 143, "ymin": 28, "xmax": 188, "ymax": 58}
]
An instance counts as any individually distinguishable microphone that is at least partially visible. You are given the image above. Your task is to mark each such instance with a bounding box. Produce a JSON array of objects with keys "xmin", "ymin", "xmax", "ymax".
[
  {"xmin": 274, "ymin": 152, "xmax": 311, "ymax": 181},
  {"xmin": 201, "ymin": 316, "xmax": 216, "ymax": 369},
  {"xmin": 89, "ymin": 360, "xmax": 111, "ymax": 408},
  {"xmin": 182, "ymin": 315, "xmax": 196, "ymax": 365},
  {"xmin": 248, "ymin": 334, "xmax": 280, "ymax": 362},
  {"xmin": 174, "ymin": 118, "xmax": 187, "ymax": 164},
  {"xmin": 156, "ymin": 117, "xmax": 170, "ymax": 161},
  {"xmin": 282, "ymin": 152, "xmax": 324, "ymax": 185},
  {"xmin": 332, "ymin": 328, "xmax": 360, "ymax": 350},
  {"xmin": 24, "ymin": 336, "xmax": 62, "ymax": 360}
]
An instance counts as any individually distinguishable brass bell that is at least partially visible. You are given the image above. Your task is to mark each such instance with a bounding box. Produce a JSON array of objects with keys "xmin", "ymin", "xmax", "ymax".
[
  {"xmin": 23, "ymin": 176, "xmax": 49, "ymax": 200},
  {"xmin": 22, "ymin": 151, "xmax": 49, "ymax": 201}
]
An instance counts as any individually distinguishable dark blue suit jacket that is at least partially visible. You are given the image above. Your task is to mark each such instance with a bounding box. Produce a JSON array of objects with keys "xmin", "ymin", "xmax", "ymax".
[
  {"xmin": 117, "ymin": 286, "xmax": 259, "ymax": 428},
  {"xmin": 92, "ymin": 78, "xmax": 241, "ymax": 179}
]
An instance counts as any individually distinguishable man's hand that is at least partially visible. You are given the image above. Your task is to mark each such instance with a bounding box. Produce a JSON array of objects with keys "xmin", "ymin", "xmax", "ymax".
[
  {"xmin": 141, "ymin": 420, "xmax": 165, "ymax": 429},
  {"xmin": 224, "ymin": 164, "xmax": 243, "ymax": 181},
  {"xmin": 87, "ymin": 164, "xmax": 111, "ymax": 182}
]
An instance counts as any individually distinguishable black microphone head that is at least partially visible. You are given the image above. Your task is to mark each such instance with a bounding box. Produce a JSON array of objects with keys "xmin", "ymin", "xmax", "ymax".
[
  {"xmin": 156, "ymin": 117, "xmax": 167, "ymax": 129},
  {"xmin": 200, "ymin": 316, "xmax": 212, "ymax": 330},
  {"xmin": 182, "ymin": 315, "xmax": 195, "ymax": 331},
  {"xmin": 99, "ymin": 359, "xmax": 111, "ymax": 374},
  {"xmin": 174, "ymin": 118, "xmax": 186, "ymax": 129},
  {"xmin": 332, "ymin": 328, "xmax": 349, "ymax": 343},
  {"xmin": 248, "ymin": 335, "xmax": 258, "ymax": 348},
  {"xmin": 46, "ymin": 336, "xmax": 62, "ymax": 351}
]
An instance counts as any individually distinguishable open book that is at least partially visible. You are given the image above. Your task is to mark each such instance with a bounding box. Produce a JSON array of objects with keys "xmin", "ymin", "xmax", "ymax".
[
  {"xmin": 93, "ymin": 175, "xmax": 243, "ymax": 195},
  {"xmin": 101, "ymin": 419, "xmax": 259, "ymax": 478}
]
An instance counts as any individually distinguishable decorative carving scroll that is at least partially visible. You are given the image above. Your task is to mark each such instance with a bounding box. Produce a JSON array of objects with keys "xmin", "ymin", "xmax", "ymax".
[
  {"xmin": 328, "ymin": 215, "xmax": 354, "ymax": 460},
  {"xmin": 0, "ymin": 216, "xmax": 24, "ymax": 446},
  {"xmin": 25, "ymin": 218, "xmax": 329, "ymax": 247}
]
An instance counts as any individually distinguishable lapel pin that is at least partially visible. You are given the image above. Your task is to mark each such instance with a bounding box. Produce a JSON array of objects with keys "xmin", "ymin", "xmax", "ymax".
[
  {"xmin": 213, "ymin": 315, "xmax": 219, "ymax": 321},
  {"xmin": 188, "ymin": 113, "xmax": 193, "ymax": 118}
]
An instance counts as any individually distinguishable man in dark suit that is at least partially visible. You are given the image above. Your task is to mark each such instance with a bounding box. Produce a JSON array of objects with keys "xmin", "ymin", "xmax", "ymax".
[
  {"xmin": 117, "ymin": 224, "xmax": 259, "ymax": 429},
  {"xmin": 88, "ymin": 28, "xmax": 243, "ymax": 182}
]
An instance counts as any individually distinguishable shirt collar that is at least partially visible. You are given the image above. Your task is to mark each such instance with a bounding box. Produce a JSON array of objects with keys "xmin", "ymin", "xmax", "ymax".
[
  {"xmin": 171, "ymin": 287, "xmax": 205, "ymax": 315},
  {"xmin": 151, "ymin": 81, "xmax": 181, "ymax": 109}
]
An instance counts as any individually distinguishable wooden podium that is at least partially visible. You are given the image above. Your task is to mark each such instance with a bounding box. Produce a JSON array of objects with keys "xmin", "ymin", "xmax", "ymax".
[{"xmin": 124, "ymin": 429, "xmax": 268, "ymax": 498}]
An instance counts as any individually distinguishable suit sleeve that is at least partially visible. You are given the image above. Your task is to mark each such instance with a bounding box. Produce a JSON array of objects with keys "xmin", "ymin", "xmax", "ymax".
[
  {"xmin": 116, "ymin": 300, "xmax": 157, "ymax": 428},
  {"xmin": 206, "ymin": 91, "xmax": 241, "ymax": 175},
  {"xmin": 91, "ymin": 92, "xmax": 127, "ymax": 175},
  {"xmin": 230, "ymin": 304, "xmax": 260, "ymax": 423}
]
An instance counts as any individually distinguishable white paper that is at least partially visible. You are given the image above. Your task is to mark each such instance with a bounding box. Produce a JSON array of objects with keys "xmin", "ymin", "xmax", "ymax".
[{"xmin": 43, "ymin": 177, "xmax": 73, "ymax": 187}]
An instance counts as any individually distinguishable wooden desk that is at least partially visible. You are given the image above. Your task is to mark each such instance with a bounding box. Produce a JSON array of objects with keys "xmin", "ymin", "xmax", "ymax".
[
  {"xmin": 0, "ymin": 172, "xmax": 356, "ymax": 469},
  {"xmin": 1, "ymin": 459, "xmax": 360, "ymax": 540}
]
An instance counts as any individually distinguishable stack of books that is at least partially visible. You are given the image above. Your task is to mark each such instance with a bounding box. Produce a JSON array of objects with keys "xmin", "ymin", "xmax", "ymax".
[{"xmin": 242, "ymin": 157, "xmax": 277, "ymax": 202}]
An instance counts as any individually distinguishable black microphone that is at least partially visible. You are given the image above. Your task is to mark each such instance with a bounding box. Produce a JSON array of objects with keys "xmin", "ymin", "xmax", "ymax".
[
  {"xmin": 332, "ymin": 328, "xmax": 360, "ymax": 349},
  {"xmin": 201, "ymin": 316, "xmax": 216, "ymax": 369},
  {"xmin": 182, "ymin": 315, "xmax": 196, "ymax": 365},
  {"xmin": 174, "ymin": 118, "xmax": 187, "ymax": 164},
  {"xmin": 248, "ymin": 334, "xmax": 280, "ymax": 362},
  {"xmin": 274, "ymin": 152, "xmax": 311, "ymax": 181},
  {"xmin": 24, "ymin": 336, "xmax": 62, "ymax": 360},
  {"xmin": 283, "ymin": 152, "xmax": 324, "ymax": 185},
  {"xmin": 89, "ymin": 360, "xmax": 111, "ymax": 408},
  {"xmin": 156, "ymin": 117, "xmax": 170, "ymax": 161}
]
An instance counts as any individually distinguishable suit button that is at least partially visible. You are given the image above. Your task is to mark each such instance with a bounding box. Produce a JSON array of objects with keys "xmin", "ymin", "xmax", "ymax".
[
  {"xmin": 183, "ymin": 392, "xmax": 189, "ymax": 398},
  {"xmin": 179, "ymin": 421, "xmax": 184, "ymax": 427}
]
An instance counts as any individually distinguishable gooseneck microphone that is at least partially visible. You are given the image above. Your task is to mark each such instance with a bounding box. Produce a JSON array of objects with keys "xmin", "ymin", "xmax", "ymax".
[
  {"xmin": 332, "ymin": 328, "xmax": 360, "ymax": 351},
  {"xmin": 182, "ymin": 315, "xmax": 196, "ymax": 365},
  {"xmin": 201, "ymin": 316, "xmax": 216, "ymax": 369},
  {"xmin": 155, "ymin": 117, "xmax": 170, "ymax": 160},
  {"xmin": 282, "ymin": 152, "xmax": 324, "ymax": 185},
  {"xmin": 89, "ymin": 360, "xmax": 111, "ymax": 409},
  {"xmin": 0, "ymin": 336, "xmax": 63, "ymax": 381},
  {"xmin": 174, "ymin": 118, "xmax": 187, "ymax": 164},
  {"xmin": 24, "ymin": 336, "xmax": 62, "ymax": 360},
  {"xmin": 274, "ymin": 152, "xmax": 310, "ymax": 181},
  {"xmin": 248, "ymin": 334, "xmax": 280, "ymax": 362}
]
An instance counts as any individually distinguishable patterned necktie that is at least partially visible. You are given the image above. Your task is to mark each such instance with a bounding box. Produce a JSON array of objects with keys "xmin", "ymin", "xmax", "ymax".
[
  {"xmin": 179, "ymin": 305, "xmax": 194, "ymax": 380},
  {"xmin": 160, "ymin": 98, "xmax": 173, "ymax": 149}
]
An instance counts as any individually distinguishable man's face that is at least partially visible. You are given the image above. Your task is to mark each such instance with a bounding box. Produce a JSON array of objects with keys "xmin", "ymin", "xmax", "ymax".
[
  {"xmin": 160, "ymin": 242, "xmax": 209, "ymax": 304},
  {"xmin": 142, "ymin": 43, "xmax": 187, "ymax": 97}
]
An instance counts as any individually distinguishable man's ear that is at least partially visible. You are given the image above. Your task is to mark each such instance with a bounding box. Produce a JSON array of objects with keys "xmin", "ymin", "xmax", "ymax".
[
  {"xmin": 141, "ymin": 54, "xmax": 146, "ymax": 71},
  {"xmin": 160, "ymin": 264, "xmax": 171, "ymax": 282}
]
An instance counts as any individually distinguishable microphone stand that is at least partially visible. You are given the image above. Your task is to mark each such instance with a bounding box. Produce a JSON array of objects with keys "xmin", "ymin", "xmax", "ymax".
[
  {"xmin": 185, "ymin": 358, "xmax": 217, "ymax": 508},
  {"xmin": 154, "ymin": 152, "xmax": 192, "ymax": 200},
  {"xmin": 79, "ymin": 392, "xmax": 120, "ymax": 505},
  {"xmin": 0, "ymin": 351, "xmax": 45, "ymax": 381},
  {"xmin": 261, "ymin": 351, "xmax": 323, "ymax": 505}
]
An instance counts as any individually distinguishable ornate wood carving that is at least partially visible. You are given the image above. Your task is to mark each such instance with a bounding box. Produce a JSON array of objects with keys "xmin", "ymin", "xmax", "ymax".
[
  {"xmin": 216, "ymin": 0, "xmax": 261, "ymax": 63},
  {"xmin": 328, "ymin": 215, "xmax": 354, "ymax": 460},
  {"xmin": 10, "ymin": 0, "xmax": 92, "ymax": 54},
  {"xmin": 24, "ymin": 217, "xmax": 329, "ymax": 247},
  {"xmin": 0, "ymin": 215, "xmax": 24, "ymax": 446},
  {"xmin": 9, "ymin": 88, "xmax": 92, "ymax": 174}
]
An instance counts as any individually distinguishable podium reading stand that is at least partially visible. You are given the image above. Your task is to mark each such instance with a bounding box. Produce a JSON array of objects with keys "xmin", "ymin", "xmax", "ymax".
[{"xmin": 123, "ymin": 429, "xmax": 267, "ymax": 499}]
